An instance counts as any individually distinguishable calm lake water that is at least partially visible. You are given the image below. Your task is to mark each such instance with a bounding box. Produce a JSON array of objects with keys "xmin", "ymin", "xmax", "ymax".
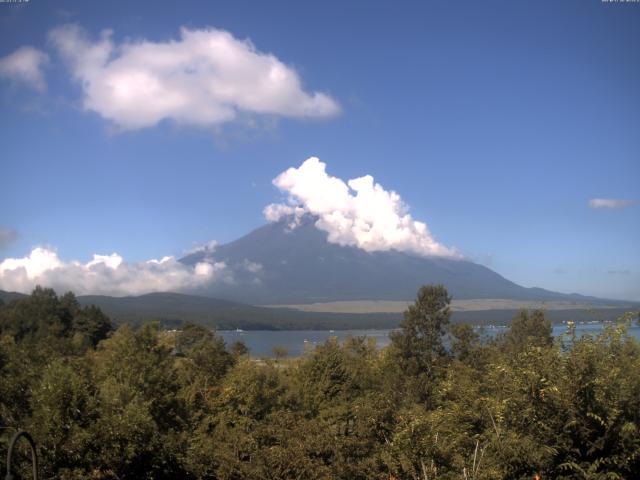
[{"xmin": 220, "ymin": 322, "xmax": 640, "ymax": 357}]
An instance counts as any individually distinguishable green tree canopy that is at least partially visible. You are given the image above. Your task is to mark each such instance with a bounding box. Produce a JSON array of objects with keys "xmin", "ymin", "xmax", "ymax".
[{"xmin": 389, "ymin": 284, "xmax": 452, "ymax": 401}]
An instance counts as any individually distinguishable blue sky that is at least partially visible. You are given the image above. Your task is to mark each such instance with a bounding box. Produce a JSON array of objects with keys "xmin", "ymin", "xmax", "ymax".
[{"xmin": 0, "ymin": 0, "xmax": 638, "ymax": 300}]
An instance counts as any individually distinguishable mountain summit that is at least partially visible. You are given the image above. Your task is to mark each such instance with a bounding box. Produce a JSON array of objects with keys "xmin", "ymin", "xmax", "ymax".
[{"xmin": 180, "ymin": 216, "xmax": 595, "ymax": 305}]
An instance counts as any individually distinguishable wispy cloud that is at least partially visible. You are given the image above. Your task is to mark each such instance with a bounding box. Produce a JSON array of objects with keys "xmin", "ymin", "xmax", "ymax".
[
  {"xmin": 0, "ymin": 247, "xmax": 229, "ymax": 296},
  {"xmin": 48, "ymin": 24, "xmax": 340, "ymax": 131},
  {"xmin": 588, "ymin": 198, "xmax": 635, "ymax": 209},
  {"xmin": 0, "ymin": 46, "xmax": 49, "ymax": 92},
  {"xmin": 184, "ymin": 240, "xmax": 218, "ymax": 256},
  {"xmin": 475, "ymin": 252, "xmax": 494, "ymax": 267},
  {"xmin": 607, "ymin": 269, "xmax": 631, "ymax": 275},
  {"xmin": 264, "ymin": 157, "xmax": 460, "ymax": 258},
  {"xmin": 0, "ymin": 228, "xmax": 18, "ymax": 250}
]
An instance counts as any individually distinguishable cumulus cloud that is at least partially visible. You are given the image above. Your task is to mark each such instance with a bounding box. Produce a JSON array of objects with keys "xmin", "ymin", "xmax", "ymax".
[
  {"xmin": 589, "ymin": 198, "xmax": 635, "ymax": 209},
  {"xmin": 264, "ymin": 157, "xmax": 460, "ymax": 258},
  {"xmin": 48, "ymin": 24, "xmax": 340, "ymax": 130},
  {"xmin": 184, "ymin": 239, "xmax": 218, "ymax": 256},
  {"xmin": 0, "ymin": 46, "xmax": 49, "ymax": 92},
  {"xmin": 0, "ymin": 247, "xmax": 228, "ymax": 296},
  {"xmin": 0, "ymin": 228, "xmax": 18, "ymax": 250},
  {"xmin": 263, "ymin": 203, "xmax": 307, "ymax": 230}
]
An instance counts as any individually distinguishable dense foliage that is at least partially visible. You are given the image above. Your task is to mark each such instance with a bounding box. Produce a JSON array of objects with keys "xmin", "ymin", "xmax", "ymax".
[{"xmin": 1, "ymin": 286, "xmax": 639, "ymax": 479}]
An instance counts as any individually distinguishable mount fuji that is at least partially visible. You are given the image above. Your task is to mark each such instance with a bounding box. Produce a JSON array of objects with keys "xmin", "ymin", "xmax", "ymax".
[{"xmin": 180, "ymin": 216, "xmax": 599, "ymax": 305}]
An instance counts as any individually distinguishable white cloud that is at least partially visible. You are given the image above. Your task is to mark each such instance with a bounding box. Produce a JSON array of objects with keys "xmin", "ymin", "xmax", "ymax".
[
  {"xmin": 263, "ymin": 204, "xmax": 306, "ymax": 230},
  {"xmin": 264, "ymin": 157, "xmax": 460, "ymax": 258},
  {"xmin": 588, "ymin": 198, "xmax": 635, "ymax": 209},
  {"xmin": 0, "ymin": 247, "xmax": 62, "ymax": 278},
  {"xmin": 241, "ymin": 259, "xmax": 264, "ymax": 274},
  {"xmin": 48, "ymin": 24, "xmax": 340, "ymax": 131},
  {"xmin": 184, "ymin": 240, "xmax": 218, "ymax": 256},
  {"xmin": 0, "ymin": 247, "xmax": 228, "ymax": 296},
  {"xmin": 0, "ymin": 46, "xmax": 49, "ymax": 92},
  {"xmin": 86, "ymin": 253, "xmax": 123, "ymax": 269}
]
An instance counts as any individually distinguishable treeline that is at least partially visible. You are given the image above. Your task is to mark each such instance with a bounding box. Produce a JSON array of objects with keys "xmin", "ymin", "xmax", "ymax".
[{"xmin": 1, "ymin": 286, "xmax": 639, "ymax": 479}]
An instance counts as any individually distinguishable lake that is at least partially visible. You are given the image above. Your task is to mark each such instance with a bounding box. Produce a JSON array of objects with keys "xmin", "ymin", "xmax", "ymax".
[{"xmin": 219, "ymin": 322, "xmax": 640, "ymax": 357}]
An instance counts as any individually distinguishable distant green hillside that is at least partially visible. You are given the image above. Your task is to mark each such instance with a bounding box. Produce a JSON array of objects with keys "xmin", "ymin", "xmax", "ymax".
[
  {"xmin": 2, "ymin": 290, "xmax": 636, "ymax": 330},
  {"xmin": 76, "ymin": 292, "xmax": 401, "ymax": 330},
  {"xmin": 0, "ymin": 290, "xmax": 26, "ymax": 304}
]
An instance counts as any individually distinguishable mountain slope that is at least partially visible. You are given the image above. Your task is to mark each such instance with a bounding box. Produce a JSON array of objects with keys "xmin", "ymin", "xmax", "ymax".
[
  {"xmin": 181, "ymin": 216, "xmax": 602, "ymax": 304},
  {"xmin": 0, "ymin": 290, "xmax": 27, "ymax": 304}
]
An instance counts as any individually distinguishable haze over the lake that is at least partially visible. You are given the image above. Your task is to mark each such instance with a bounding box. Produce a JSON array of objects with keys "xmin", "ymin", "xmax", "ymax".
[{"xmin": 1, "ymin": 0, "xmax": 638, "ymax": 301}]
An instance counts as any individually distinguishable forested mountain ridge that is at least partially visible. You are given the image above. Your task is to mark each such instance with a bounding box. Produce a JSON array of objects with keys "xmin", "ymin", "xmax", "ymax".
[
  {"xmin": 61, "ymin": 295, "xmax": 640, "ymax": 330},
  {"xmin": 2, "ymin": 288, "xmax": 635, "ymax": 330}
]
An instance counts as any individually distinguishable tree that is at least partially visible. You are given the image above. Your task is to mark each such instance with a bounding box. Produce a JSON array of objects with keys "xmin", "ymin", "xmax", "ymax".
[
  {"xmin": 0, "ymin": 286, "xmax": 73, "ymax": 341},
  {"xmin": 389, "ymin": 285, "xmax": 451, "ymax": 401},
  {"xmin": 448, "ymin": 322, "xmax": 480, "ymax": 363},
  {"xmin": 272, "ymin": 345, "xmax": 289, "ymax": 360},
  {"xmin": 72, "ymin": 304, "xmax": 112, "ymax": 347},
  {"xmin": 175, "ymin": 321, "xmax": 234, "ymax": 412},
  {"xmin": 29, "ymin": 358, "xmax": 96, "ymax": 478},
  {"xmin": 229, "ymin": 340, "xmax": 249, "ymax": 358},
  {"xmin": 0, "ymin": 288, "xmax": 112, "ymax": 348},
  {"xmin": 90, "ymin": 323, "xmax": 187, "ymax": 478},
  {"xmin": 2, "ymin": 285, "xmax": 639, "ymax": 479},
  {"xmin": 503, "ymin": 309, "xmax": 553, "ymax": 352}
]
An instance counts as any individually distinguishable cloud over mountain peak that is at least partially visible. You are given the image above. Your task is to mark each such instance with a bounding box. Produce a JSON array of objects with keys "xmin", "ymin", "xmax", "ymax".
[{"xmin": 264, "ymin": 157, "xmax": 459, "ymax": 258}]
